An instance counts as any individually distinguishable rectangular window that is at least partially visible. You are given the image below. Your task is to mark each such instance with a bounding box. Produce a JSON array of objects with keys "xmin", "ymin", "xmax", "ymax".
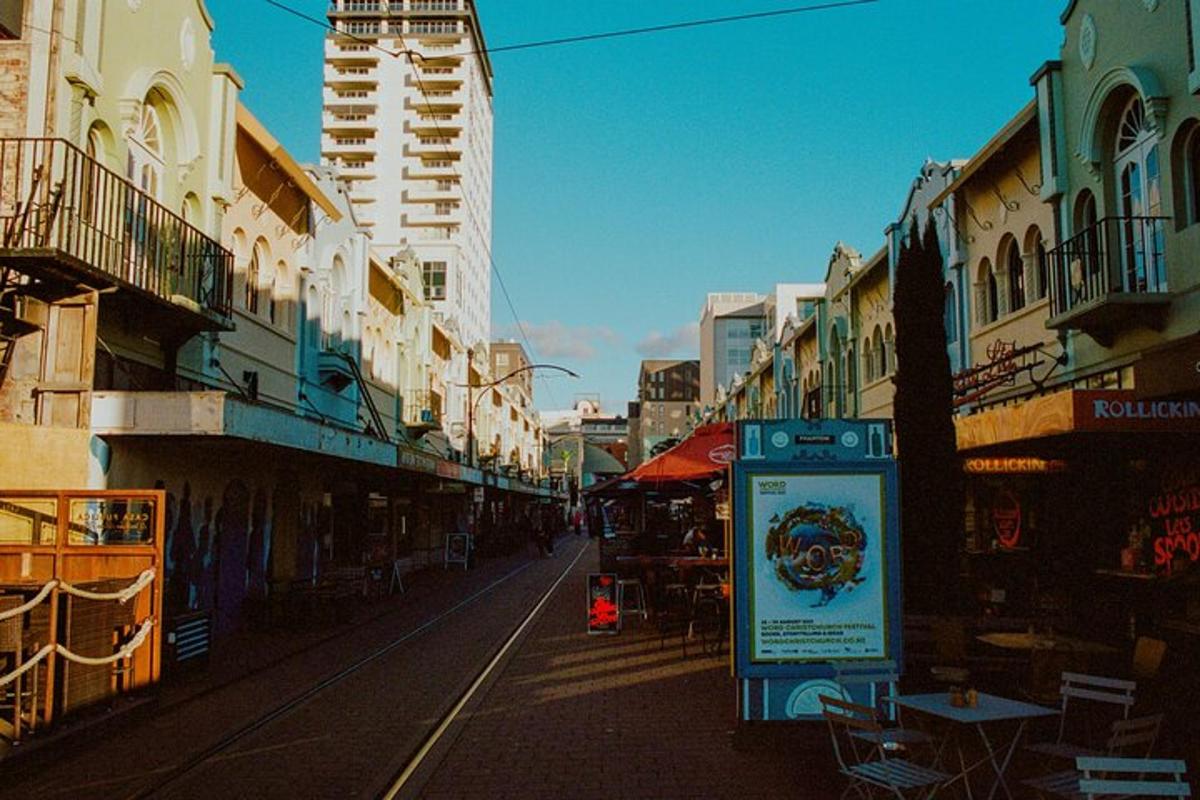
[{"xmin": 422, "ymin": 261, "xmax": 447, "ymax": 301}]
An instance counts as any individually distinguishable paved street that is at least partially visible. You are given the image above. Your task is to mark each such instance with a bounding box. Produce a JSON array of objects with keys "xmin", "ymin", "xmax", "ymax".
[
  {"xmin": 0, "ymin": 538, "xmax": 594, "ymax": 799},
  {"xmin": 0, "ymin": 538, "xmax": 838, "ymax": 799},
  {"xmin": 405, "ymin": 540, "xmax": 838, "ymax": 800}
]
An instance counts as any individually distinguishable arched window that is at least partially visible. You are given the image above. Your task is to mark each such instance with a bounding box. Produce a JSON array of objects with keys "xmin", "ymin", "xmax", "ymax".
[
  {"xmin": 976, "ymin": 258, "xmax": 998, "ymax": 326},
  {"xmin": 863, "ymin": 337, "xmax": 874, "ymax": 383},
  {"xmin": 871, "ymin": 326, "xmax": 884, "ymax": 381},
  {"xmin": 1188, "ymin": 126, "xmax": 1200, "ymax": 225},
  {"xmin": 1113, "ymin": 95, "xmax": 1165, "ymax": 292},
  {"xmin": 1006, "ymin": 238, "xmax": 1025, "ymax": 312},
  {"xmin": 884, "ymin": 324, "xmax": 894, "ymax": 374},
  {"xmin": 944, "ymin": 282, "xmax": 958, "ymax": 342},
  {"xmin": 245, "ymin": 241, "xmax": 264, "ymax": 314},
  {"xmin": 127, "ymin": 105, "xmax": 164, "ymax": 199}
]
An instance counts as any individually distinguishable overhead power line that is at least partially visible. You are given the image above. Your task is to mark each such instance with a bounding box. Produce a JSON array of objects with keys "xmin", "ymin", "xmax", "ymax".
[{"xmin": 265, "ymin": 0, "xmax": 881, "ymax": 60}]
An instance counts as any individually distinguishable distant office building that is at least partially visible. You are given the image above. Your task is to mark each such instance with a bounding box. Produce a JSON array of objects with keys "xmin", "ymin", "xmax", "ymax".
[
  {"xmin": 699, "ymin": 293, "xmax": 767, "ymax": 407},
  {"xmin": 629, "ymin": 359, "xmax": 700, "ymax": 467}
]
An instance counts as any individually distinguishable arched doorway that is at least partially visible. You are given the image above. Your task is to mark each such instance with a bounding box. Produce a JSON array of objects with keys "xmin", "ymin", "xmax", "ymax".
[{"xmin": 1113, "ymin": 96, "xmax": 1165, "ymax": 292}]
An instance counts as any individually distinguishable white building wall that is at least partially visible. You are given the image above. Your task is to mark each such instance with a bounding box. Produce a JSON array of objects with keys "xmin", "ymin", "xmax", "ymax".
[{"xmin": 322, "ymin": 3, "xmax": 494, "ymax": 355}]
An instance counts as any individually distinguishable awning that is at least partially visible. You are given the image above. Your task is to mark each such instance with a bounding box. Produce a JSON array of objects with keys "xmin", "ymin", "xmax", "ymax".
[{"xmin": 627, "ymin": 423, "xmax": 735, "ymax": 484}]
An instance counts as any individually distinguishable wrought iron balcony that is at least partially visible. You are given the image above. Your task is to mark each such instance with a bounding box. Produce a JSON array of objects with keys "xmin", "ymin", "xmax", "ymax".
[
  {"xmin": 0, "ymin": 138, "xmax": 233, "ymax": 331},
  {"xmin": 1045, "ymin": 216, "xmax": 1170, "ymax": 344}
]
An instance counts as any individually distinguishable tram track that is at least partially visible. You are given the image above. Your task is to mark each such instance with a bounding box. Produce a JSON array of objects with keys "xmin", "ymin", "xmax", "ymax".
[{"xmin": 112, "ymin": 538, "xmax": 589, "ymax": 800}]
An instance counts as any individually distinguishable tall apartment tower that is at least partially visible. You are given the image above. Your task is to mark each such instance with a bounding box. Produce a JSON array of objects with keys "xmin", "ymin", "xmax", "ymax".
[{"xmin": 324, "ymin": 0, "xmax": 494, "ymax": 351}]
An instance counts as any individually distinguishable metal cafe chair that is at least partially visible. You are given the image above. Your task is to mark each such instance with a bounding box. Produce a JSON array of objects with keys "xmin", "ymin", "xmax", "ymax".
[
  {"xmin": 1023, "ymin": 713, "xmax": 1165, "ymax": 798},
  {"xmin": 1076, "ymin": 756, "xmax": 1190, "ymax": 799},
  {"xmin": 1026, "ymin": 672, "xmax": 1136, "ymax": 762},
  {"xmin": 833, "ymin": 661, "xmax": 935, "ymax": 753},
  {"xmin": 821, "ymin": 694, "xmax": 951, "ymax": 800}
]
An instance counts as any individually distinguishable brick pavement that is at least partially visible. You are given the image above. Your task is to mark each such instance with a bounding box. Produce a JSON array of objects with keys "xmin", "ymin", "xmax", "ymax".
[{"xmin": 413, "ymin": 542, "xmax": 842, "ymax": 800}]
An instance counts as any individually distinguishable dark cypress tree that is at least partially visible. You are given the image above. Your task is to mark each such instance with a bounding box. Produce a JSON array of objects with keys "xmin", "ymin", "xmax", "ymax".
[{"xmin": 892, "ymin": 217, "xmax": 963, "ymax": 612}]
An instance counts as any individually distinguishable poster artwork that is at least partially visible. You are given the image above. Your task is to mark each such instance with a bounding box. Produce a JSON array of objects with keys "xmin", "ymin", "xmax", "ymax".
[
  {"xmin": 445, "ymin": 532, "xmax": 471, "ymax": 570},
  {"xmin": 587, "ymin": 573, "xmax": 619, "ymax": 634},
  {"xmin": 749, "ymin": 473, "xmax": 887, "ymax": 662}
]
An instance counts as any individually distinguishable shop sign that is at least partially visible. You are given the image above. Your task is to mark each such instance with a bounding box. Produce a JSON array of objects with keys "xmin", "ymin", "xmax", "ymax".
[
  {"xmin": 953, "ymin": 340, "xmax": 1045, "ymax": 407},
  {"xmin": 587, "ymin": 573, "xmax": 619, "ymax": 634},
  {"xmin": 1075, "ymin": 391, "xmax": 1200, "ymax": 432},
  {"xmin": 1148, "ymin": 478, "xmax": 1200, "ymax": 568},
  {"xmin": 68, "ymin": 497, "xmax": 156, "ymax": 545},
  {"xmin": 991, "ymin": 490, "xmax": 1022, "ymax": 549},
  {"xmin": 437, "ymin": 461, "xmax": 461, "ymax": 480},
  {"xmin": 398, "ymin": 447, "xmax": 439, "ymax": 475},
  {"xmin": 963, "ymin": 457, "xmax": 1067, "ymax": 474}
]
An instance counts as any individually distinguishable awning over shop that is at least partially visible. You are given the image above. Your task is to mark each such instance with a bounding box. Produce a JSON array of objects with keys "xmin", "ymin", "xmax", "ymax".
[
  {"xmin": 955, "ymin": 389, "xmax": 1200, "ymax": 452},
  {"xmin": 583, "ymin": 443, "xmax": 625, "ymax": 479},
  {"xmin": 627, "ymin": 423, "xmax": 734, "ymax": 484}
]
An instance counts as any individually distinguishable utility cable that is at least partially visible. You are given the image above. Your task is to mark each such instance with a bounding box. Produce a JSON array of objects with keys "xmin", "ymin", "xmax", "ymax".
[{"xmin": 264, "ymin": 0, "xmax": 881, "ymax": 60}]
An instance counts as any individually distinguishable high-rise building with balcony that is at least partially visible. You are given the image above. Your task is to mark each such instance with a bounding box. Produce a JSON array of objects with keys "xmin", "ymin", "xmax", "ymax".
[{"xmin": 323, "ymin": 0, "xmax": 494, "ymax": 353}]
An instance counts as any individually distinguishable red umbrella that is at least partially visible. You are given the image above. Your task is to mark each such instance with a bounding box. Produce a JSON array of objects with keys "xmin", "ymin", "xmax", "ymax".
[{"xmin": 628, "ymin": 423, "xmax": 735, "ymax": 484}]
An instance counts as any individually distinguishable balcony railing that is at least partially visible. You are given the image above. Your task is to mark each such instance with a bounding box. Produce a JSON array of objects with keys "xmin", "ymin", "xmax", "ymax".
[
  {"xmin": 1047, "ymin": 216, "xmax": 1168, "ymax": 319},
  {"xmin": 403, "ymin": 390, "xmax": 442, "ymax": 428},
  {"xmin": 0, "ymin": 138, "xmax": 233, "ymax": 323}
]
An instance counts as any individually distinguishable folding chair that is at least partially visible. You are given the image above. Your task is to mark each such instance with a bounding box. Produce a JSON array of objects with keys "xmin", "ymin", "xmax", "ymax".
[
  {"xmin": 821, "ymin": 694, "xmax": 950, "ymax": 800},
  {"xmin": 1023, "ymin": 713, "xmax": 1164, "ymax": 798},
  {"xmin": 1026, "ymin": 672, "xmax": 1136, "ymax": 761},
  {"xmin": 1076, "ymin": 756, "xmax": 1190, "ymax": 799},
  {"xmin": 834, "ymin": 660, "xmax": 934, "ymax": 751}
]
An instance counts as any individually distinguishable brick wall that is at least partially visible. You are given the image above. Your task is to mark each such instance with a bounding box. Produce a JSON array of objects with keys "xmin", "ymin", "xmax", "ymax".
[{"xmin": 0, "ymin": 42, "xmax": 29, "ymax": 138}]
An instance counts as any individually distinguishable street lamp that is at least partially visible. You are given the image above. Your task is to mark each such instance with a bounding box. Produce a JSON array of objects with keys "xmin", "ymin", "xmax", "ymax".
[{"xmin": 460, "ymin": 355, "xmax": 579, "ymax": 470}]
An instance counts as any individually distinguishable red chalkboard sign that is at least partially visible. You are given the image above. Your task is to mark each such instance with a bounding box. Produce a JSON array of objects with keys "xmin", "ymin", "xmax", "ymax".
[{"xmin": 588, "ymin": 573, "xmax": 619, "ymax": 635}]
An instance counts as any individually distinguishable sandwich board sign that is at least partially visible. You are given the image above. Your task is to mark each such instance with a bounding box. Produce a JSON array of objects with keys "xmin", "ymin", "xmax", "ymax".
[
  {"xmin": 587, "ymin": 573, "xmax": 619, "ymax": 634},
  {"xmin": 445, "ymin": 532, "xmax": 471, "ymax": 570}
]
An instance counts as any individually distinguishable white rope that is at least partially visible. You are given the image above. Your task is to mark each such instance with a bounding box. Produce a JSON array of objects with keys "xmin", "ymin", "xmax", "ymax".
[
  {"xmin": 0, "ymin": 570, "xmax": 156, "ymax": 625},
  {"xmin": 54, "ymin": 618, "xmax": 155, "ymax": 666},
  {"xmin": 58, "ymin": 569, "xmax": 156, "ymax": 603},
  {"xmin": 0, "ymin": 580, "xmax": 55, "ymax": 622},
  {"xmin": 0, "ymin": 645, "xmax": 52, "ymax": 689}
]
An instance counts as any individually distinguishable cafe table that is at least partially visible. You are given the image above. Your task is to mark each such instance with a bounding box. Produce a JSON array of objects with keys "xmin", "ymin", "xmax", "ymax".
[{"xmin": 891, "ymin": 691, "xmax": 1057, "ymax": 800}]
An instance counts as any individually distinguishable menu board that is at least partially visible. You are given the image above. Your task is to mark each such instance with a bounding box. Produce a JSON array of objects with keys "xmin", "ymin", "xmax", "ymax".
[
  {"xmin": 587, "ymin": 573, "xmax": 619, "ymax": 634},
  {"xmin": 444, "ymin": 532, "xmax": 471, "ymax": 569},
  {"xmin": 745, "ymin": 472, "xmax": 888, "ymax": 663}
]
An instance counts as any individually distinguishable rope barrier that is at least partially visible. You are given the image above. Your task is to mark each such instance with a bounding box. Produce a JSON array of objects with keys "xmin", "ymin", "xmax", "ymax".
[
  {"xmin": 58, "ymin": 569, "xmax": 156, "ymax": 604},
  {"xmin": 0, "ymin": 645, "xmax": 52, "ymax": 690},
  {"xmin": 0, "ymin": 569, "xmax": 155, "ymax": 624},
  {"xmin": 0, "ymin": 581, "xmax": 56, "ymax": 622},
  {"xmin": 0, "ymin": 619, "xmax": 156, "ymax": 688},
  {"xmin": 54, "ymin": 618, "xmax": 155, "ymax": 666}
]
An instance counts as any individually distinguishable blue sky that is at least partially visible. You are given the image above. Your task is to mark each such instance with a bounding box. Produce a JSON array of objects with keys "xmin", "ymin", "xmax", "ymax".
[{"xmin": 208, "ymin": 0, "xmax": 1065, "ymax": 413}]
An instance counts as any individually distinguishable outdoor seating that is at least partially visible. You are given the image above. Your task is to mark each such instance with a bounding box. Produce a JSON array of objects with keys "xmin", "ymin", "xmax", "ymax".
[
  {"xmin": 654, "ymin": 583, "xmax": 690, "ymax": 656},
  {"xmin": 616, "ymin": 578, "xmax": 647, "ymax": 627},
  {"xmin": 1022, "ymin": 713, "xmax": 1165, "ymax": 798},
  {"xmin": 833, "ymin": 661, "xmax": 935, "ymax": 753},
  {"xmin": 821, "ymin": 694, "xmax": 952, "ymax": 799},
  {"xmin": 0, "ymin": 596, "xmax": 25, "ymax": 741},
  {"xmin": 1025, "ymin": 672, "xmax": 1137, "ymax": 762},
  {"xmin": 689, "ymin": 594, "xmax": 726, "ymax": 657},
  {"xmin": 1075, "ymin": 756, "xmax": 1190, "ymax": 798},
  {"xmin": 1131, "ymin": 636, "xmax": 1167, "ymax": 681}
]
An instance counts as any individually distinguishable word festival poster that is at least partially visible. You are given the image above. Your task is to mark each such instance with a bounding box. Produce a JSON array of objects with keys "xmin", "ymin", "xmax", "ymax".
[
  {"xmin": 587, "ymin": 573, "xmax": 619, "ymax": 634},
  {"xmin": 747, "ymin": 472, "xmax": 888, "ymax": 663}
]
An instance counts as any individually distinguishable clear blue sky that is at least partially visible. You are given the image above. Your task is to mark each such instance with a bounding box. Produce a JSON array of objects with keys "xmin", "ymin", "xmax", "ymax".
[{"xmin": 207, "ymin": 0, "xmax": 1065, "ymax": 413}]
